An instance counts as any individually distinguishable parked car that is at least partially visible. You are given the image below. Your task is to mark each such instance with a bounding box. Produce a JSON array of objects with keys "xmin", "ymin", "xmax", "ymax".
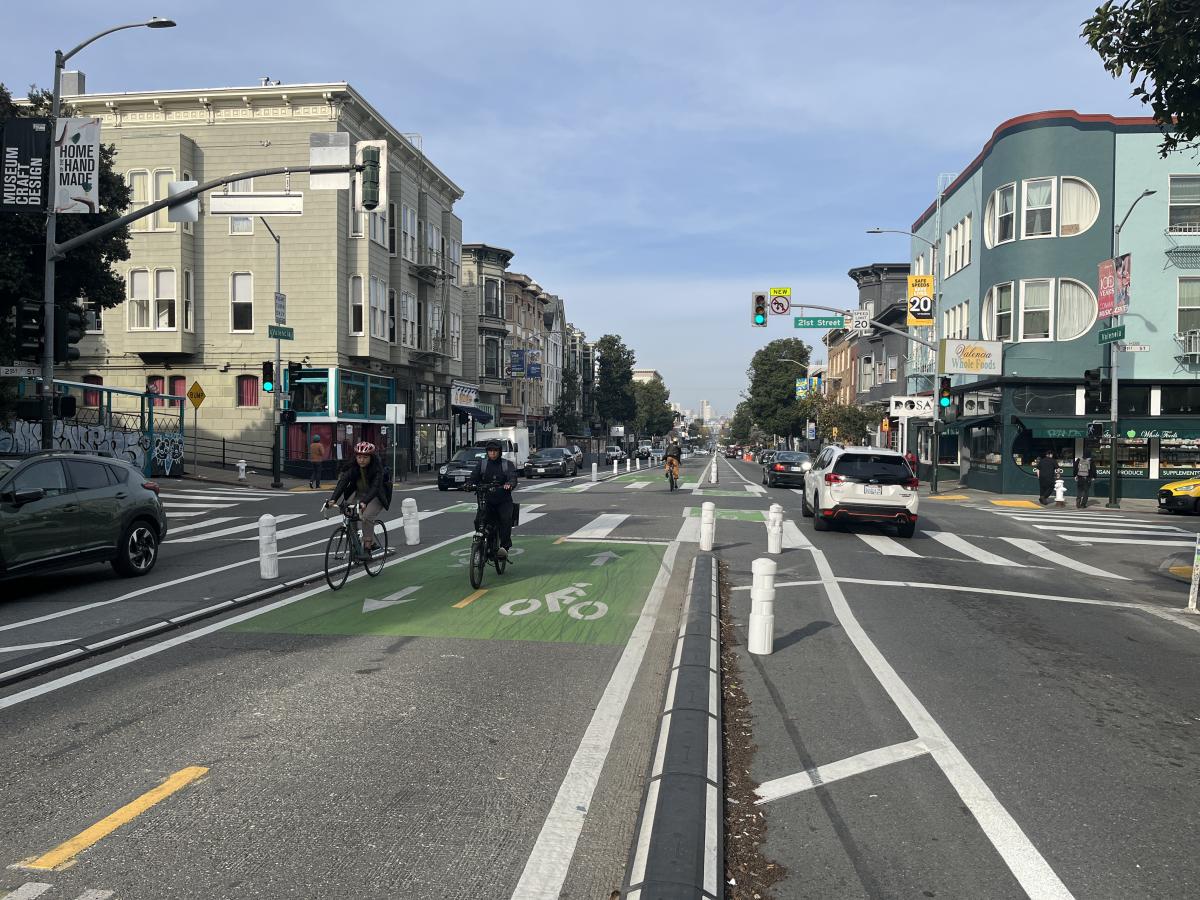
[
  {"xmin": 0, "ymin": 450, "xmax": 168, "ymax": 579},
  {"xmin": 568, "ymin": 444, "xmax": 585, "ymax": 466},
  {"xmin": 438, "ymin": 446, "xmax": 488, "ymax": 490},
  {"xmin": 1158, "ymin": 476, "xmax": 1200, "ymax": 513},
  {"xmin": 764, "ymin": 450, "xmax": 812, "ymax": 487},
  {"xmin": 636, "ymin": 440, "xmax": 653, "ymax": 460},
  {"xmin": 605, "ymin": 445, "xmax": 626, "ymax": 463},
  {"xmin": 802, "ymin": 445, "xmax": 919, "ymax": 537},
  {"xmin": 525, "ymin": 447, "xmax": 579, "ymax": 478}
]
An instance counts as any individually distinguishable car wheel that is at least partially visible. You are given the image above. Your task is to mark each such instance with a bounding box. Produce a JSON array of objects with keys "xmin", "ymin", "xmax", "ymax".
[
  {"xmin": 812, "ymin": 494, "xmax": 830, "ymax": 531},
  {"xmin": 896, "ymin": 520, "xmax": 916, "ymax": 539},
  {"xmin": 801, "ymin": 489, "xmax": 813, "ymax": 517},
  {"xmin": 112, "ymin": 519, "xmax": 159, "ymax": 577}
]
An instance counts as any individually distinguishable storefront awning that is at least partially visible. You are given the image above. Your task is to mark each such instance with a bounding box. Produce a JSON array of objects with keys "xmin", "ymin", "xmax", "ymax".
[
  {"xmin": 942, "ymin": 415, "xmax": 998, "ymax": 435},
  {"xmin": 453, "ymin": 404, "xmax": 494, "ymax": 424},
  {"xmin": 1114, "ymin": 417, "xmax": 1200, "ymax": 440},
  {"xmin": 1021, "ymin": 417, "xmax": 1088, "ymax": 438}
]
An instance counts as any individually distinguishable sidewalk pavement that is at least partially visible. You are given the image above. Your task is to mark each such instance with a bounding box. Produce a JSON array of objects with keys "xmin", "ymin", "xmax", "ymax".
[
  {"xmin": 179, "ymin": 458, "xmax": 441, "ymax": 492},
  {"xmin": 915, "ymin": 482, "xmax": 1161, "ymax": 513}
]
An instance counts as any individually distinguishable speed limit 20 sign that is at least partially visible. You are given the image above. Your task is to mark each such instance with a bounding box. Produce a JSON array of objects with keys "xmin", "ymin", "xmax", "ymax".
[{"xmin": 906, "ymin": 275, "xmax": 934, "ymax": 327}]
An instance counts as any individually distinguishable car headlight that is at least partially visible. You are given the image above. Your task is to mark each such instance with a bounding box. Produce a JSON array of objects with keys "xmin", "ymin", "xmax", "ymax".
[
  {"xmin": 439, "ymin": 466, "xmax": 448, "ymax": 475},
  {"xmin": 1177, "ymin": 484, "xmax": 1195, "ymax": 492}
]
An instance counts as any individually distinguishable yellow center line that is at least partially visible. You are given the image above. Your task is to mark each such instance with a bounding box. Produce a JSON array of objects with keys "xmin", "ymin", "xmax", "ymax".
[
  {"xmin": 22, "ymin": 766, "xmax": 208, "ymax": 871},
  {"xmin": 454, "ymin": 589, "xmax": 488, "ymax": 609}
]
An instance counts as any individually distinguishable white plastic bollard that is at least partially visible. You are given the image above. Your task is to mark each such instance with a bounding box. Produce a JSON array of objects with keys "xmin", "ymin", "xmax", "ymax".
[
  {"xmin": 591, "ymin": 462, "xmax": 598, "ymax": 482},
  {"xmin": 748, "ymin": 557, "xmax": 777, "ymax": 655},
  {"xmin": 767, "ymin": 524, "xmax": 783, "ymax": 555},
  {"xmin": 401, "ymin": 497, "xmax": 420, "ymax": 545},
  {"xmin": 710, "ymin": 460, "xmax": 718, "ymax": 483},
  {"xmin": 258, "ymin": 513, "xmax": 278, "ymax": 579},
  {"xmin": 1053, "ymin": 478, "xmax": 1066, "ymax": 508},
  {"xmin": 700, "ymin": 501, "xmax": 716, "ymax": 552},
  {"xmin": 637, "ymin": 457, "xmax": 642, "ymax": 470},
  {"xmin": 626, "ymin": 458, "xmax": 631, "ymax": 472},
  {"xmin": 613, "ymin": 460, "xmax": 618, "ymax": 476},
  {"xmin": 768, "ymin": 503, "xmax": 785, "ymax": 529},
  {"xmin": 237, "ymin": 459, "xmax": 248, "ymax": 482}
]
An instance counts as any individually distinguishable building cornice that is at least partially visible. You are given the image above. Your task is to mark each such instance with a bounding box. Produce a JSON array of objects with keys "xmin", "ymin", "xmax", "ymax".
[{"xmin": 54, "ymin": 81, "xmax": 463, "ymax": 201}]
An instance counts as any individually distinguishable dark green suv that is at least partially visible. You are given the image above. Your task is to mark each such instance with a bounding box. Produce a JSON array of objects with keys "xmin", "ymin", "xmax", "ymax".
[{"xmin": 0, "ymin": 451, "xmax": 168, "ymax": 579}]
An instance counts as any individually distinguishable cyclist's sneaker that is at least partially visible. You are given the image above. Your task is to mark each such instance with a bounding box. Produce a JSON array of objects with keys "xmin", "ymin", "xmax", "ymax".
[{"xmin": 496, "ymin": 547, "xmax": 509, "ymax": 559}]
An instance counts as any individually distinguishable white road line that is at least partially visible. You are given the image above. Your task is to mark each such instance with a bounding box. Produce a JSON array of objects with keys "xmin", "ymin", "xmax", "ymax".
[
  {"xmin": 756, "ymin": 738, "xmax": 930, "ymax": 804},
  {"xmin": 745, "ymin": 483, "xmax": 767, "ymax": 495},
  {"xmin": 170, "ymin": 514, "xmax": 304, "ymax": 542},
  {"xmin": 782, "ymin": 520, "xmax": 811, "ymax": 549},
  {"xmin": 74, "ymin": 891, "xmax": 115, "ymax": 900},
  {"xmin": 927, "ymin": 531, "xmax": 1024, "ymax": 566},
  {"xmin": 165, "ymin": 491, "xmax": 274, "ymax": 500},
  {"xmin": 1033, "ymin": 525, "xmax": 1188, "ymax": 537},
  {"xmin": 992, "ymin": 513, "xmax": 1160, "ymax": 524},
  {"xmin": 0, "ymin": 639, "xmax": 78, "ymax": 653},
  {"xmin": 4, "ymin": 885, "xmax": 52, "ymax": 900},
  {"xmin": 731, "ymin": 580, "xmax": 823, "ymax": 592},
  {"xmin": 855, "ymin": 533, "xmax": 921, "ymax": 558},
  {"xmin": 625, "ymin": 481, "xmax": 649, "ymax": 490},
  {"xmin": 511, "ymin": 542, "xmax": 680, "ymax": 900},
  {"xmin": 998, "ymin": 538, "xmax": 1129, "ymax": 580},
  {"xmin": 160, "ymin": 503, "xmax": 233, "ymax": 510},
  {"xmin": 627, "ymin": 780, "xmax": 661, "ymax": 889},
  {"xmin": 807, "ymin": 550, "xmax": 1075, "ymax": 898},
  {"xmin": 674, "ymin": 515, "xmax": 701, "ymax": 543},
  {"xmin": 704, "ymin": 783, "xmax": 719, "ymax": 896},
  {"xmin": 166, "ymin": 511, "xmax": 209, "ymax": 519},
  {"xmin": 563, "ymin": 480, "xmax": 601, "ymax": 493},
  {"xmin": 567, "ymin": 513, "xmax": 629, "ymax": 540},
  {"xmin": 167, "ymin": 516, "xmax": 240, "ymax": 536},
  {"xmin": 1061, "ymin": 535, "xmax": 1195, "ymax": 547}
]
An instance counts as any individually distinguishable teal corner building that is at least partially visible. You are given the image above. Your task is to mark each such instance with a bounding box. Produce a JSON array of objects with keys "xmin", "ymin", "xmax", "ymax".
[{"xmin": 904, "ymin": 110, "xmax": 1200, "ymax": 500}]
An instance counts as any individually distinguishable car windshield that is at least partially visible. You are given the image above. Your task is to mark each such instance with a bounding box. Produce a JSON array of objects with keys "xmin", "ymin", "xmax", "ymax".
[
  {"xmin": 532, "ymin": 450, "xmax": 564, "ymax": 458},
  {"xmin": 452, "ymin": 448, "xmax": 486, "ymax": 463},
  {"xmin": 775, "ymin": 452, "xmax": 809, "ymax": 463},
  {"xmin": 833, "ymin": 454, "xmax": 911, "ymax": 483}
]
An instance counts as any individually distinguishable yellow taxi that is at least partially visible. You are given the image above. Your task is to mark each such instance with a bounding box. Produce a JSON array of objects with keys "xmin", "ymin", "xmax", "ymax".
[{"xmin": 1158, "ymin": 477, "xmax": 1200, "ymax": 513}]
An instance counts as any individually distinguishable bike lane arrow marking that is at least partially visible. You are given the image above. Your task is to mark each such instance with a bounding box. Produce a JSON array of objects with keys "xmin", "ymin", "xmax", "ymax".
[
  {"xmin": 362, "ymin": 586, "xmax": 422, "ymax": 613},
  {"xmin": 588, "ymin": 551, "xmax": 621, "ymax": 567}
]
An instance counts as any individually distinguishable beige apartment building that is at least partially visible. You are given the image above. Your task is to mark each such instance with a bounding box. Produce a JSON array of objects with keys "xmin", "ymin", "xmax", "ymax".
[{"xmin": 57, "ymin": 80, "xmax": 466, "ymax": 474}]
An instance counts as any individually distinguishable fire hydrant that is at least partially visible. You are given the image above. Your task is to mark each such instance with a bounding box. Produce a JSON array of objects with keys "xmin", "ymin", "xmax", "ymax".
[
  {"xmin": 237, "ymin": 459, "xmax": 248, "ymax": 482},
  {"xmin": 1053, "ymin": 477, "xmax": 1066, "ymax": 507}
]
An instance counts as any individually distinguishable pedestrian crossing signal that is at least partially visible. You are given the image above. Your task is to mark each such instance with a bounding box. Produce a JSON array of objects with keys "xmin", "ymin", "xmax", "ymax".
[{"xmin": 752, "ymin": 293, "xmax": 768, "ymax": 327}]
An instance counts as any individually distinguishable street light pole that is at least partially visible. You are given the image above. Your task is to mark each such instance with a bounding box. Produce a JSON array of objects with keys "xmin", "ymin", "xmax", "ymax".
[
  {"xmin": 39, "ymin": 18, "xmax": 176, "ymax": 449},
  {"xmin": 262, "ymin": 217, "xmax": 283, "ymax": 488},
  {"xmin": 1106, "ymin": 188, "xmax": 1156, "ymax": 509}
]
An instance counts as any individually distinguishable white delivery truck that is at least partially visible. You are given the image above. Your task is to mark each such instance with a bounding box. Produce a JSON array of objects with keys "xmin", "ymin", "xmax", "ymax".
[{"xmin": 474, "ymin": 426, "xmax": 532, "ymax": 469}]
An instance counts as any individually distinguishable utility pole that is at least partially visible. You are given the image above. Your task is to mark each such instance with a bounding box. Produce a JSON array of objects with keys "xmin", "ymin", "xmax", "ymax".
[{"xmin": 262, "ymin": 217, "xmax": 283, "ymax": 488}]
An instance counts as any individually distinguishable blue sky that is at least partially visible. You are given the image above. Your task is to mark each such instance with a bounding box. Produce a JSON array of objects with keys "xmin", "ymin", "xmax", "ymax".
[{"xmin": 7, "ymin": 1, "xmax": 1149, "ymax": 417}]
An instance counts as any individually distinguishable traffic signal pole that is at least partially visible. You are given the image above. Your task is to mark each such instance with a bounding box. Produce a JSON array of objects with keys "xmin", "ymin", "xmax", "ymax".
[
  {"xmin": 39, "ymin": 55, "xmax": 64, "ymax": 449},
  {"xmin": 263, "ymin": 217, "xmax": 283, "ymax": 489}
]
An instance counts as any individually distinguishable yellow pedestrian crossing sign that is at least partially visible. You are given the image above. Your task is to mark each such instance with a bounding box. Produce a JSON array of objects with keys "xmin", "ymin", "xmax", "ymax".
[{"xmin": 187, "ymin": 381, "xmax": 206, "ymax": 409}]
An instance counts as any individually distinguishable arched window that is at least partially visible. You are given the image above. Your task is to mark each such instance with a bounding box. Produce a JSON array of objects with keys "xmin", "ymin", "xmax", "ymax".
[
  {"xmin": 237, "ymin": 374, "xmax": 260, "ymax": 407},
  {"xmin": 1057, "ymin": 278, "xmax": 1097, "ymax": 341},
  {"xmin": 83, "ymin": 374, "xmax": 103, "ymax": 407},
  {"xmin": 1059, "ymin": 178, "xmax": 1100, "ymax": 236}
]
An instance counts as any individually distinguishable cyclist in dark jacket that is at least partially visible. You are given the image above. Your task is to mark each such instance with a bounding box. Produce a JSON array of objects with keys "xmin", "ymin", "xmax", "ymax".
[
  {"xmin": 325, "ymin": 441, "xmax": 388, "ymax": 553},
  {"xmin": 468, "ymin": 440, "xmax": 518, "ymax": 557}
]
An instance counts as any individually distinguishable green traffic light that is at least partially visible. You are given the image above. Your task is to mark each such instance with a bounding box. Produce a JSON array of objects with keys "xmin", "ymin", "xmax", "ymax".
[
  {"xmin": 754, "ymin": 314, "xmax": 766, "ymax": 325},
  {"xmin": 939, "ymin": 396, "xmax": 951, "ymax": 407}
]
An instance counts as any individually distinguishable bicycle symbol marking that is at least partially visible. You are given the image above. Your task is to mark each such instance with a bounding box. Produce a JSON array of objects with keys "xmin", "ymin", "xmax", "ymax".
[{"xmin": 498, "ymin": 582, "xmax": 608, "ymax": 621}]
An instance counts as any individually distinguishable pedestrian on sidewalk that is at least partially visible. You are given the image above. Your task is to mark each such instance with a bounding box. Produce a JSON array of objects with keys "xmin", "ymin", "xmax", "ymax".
[
  {"xmin": 309, "ymin": 434, "xmax": 326, "ymax": 489},
  {"xmin": 905, "ymin": 451, "xmax": 919, "ymax": 483},
  {"xmin": 1037, "ymin": 449, "xmax": 1058, "ymax": 505},
  {"xmin": 1073, "ymin": 451, "xmax": 1095, "ymax": 508}
]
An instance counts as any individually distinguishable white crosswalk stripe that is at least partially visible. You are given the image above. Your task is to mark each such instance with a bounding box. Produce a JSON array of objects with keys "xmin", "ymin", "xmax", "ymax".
[
  {"xmin": 170, "ymin": 514, "xmax": 304, "ymax": 542},
  {"xmin": 988, "ymin": 506, "xmax": 1197, "ymax": 553},
  {"xmin": 926, "ymin": 531, "xmax": 1024, "ymax": 566},
  {"xmin": 855, "ymin": 533, "xmax": 921, "ymax": 558},
  {"xmin": 4, "ymin": 885, "xmax": 52, "ymax": 900},
  {"xmin": 568, "ymin": 513, "xmax": 629, "ymax": 540},
  {"xmin": 625, "ymin": 481, "xmax": 649, "ymax": 490},
  {"xmin": 1030, "ymin": 524, "xmax": 1186, "ymax": 537},
  {"xmin": 167, "ymin": 516, "xmax": 240, "ymax": 536},
  {"xmin": 998, "ymin": 538, "xmax": 1128, "ymax": 579},
  {"xmin": 1063, "ymin": 535, "xmax": 1195, "ymax": 547}
]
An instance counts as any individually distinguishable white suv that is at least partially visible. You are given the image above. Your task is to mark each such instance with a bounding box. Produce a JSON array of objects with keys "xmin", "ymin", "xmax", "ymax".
[{"xmin": 802, "ymin": 445, "xmax": 919, "ymax": 537}]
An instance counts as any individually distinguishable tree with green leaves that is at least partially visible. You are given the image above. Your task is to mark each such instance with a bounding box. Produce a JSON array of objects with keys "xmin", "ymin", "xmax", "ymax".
[
  {"xmin": 552, "ymin": 364, "xmax": 582, "ymax": 436},
  {"xmin": 1083, "ymin": 1, "xmax": 1200, "ymax": 155},
  {"xmin": 814, "ymin": 399, "xmax": 876, "ymax": 445},
  {"xmin": 745, "ymin": 338, "xmax": 812, "ymax": 442},
  {"xmin": 593, "ymin": 334, "xmax": 636, "ymax": 431},
  {"xmin": 728, "ymin": 401, "xmax": 753, "ymax": 443},
  {"xmin": 0, "ymin": 84, "xmax": 133, "ymax": 420},
  {"xmin": 632, "ymin": 375, "xmax": 674, "ymax": 438}
]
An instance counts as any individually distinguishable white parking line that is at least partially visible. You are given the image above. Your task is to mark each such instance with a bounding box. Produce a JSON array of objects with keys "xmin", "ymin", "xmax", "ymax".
[{"xmin": 756, "ymin": 738, "xmax": 930, "ymax": 804}]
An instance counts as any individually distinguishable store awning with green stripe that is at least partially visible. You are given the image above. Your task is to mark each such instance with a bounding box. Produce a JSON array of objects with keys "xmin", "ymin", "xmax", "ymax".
[
  {"xmin": 942, "ymin": 414, "xmax": 998, "ymax": 435},
  {"xmin": 1023, "ymin": 417, "xmax": 1088, "ymax": 438},
  {"xmin": 1018, "ymin": 417, "xmax": 1200, "ymax": 439}
]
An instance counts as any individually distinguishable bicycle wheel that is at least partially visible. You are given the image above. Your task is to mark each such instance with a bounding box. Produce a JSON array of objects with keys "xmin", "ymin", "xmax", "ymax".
[
  {"xmin": 469, "ymin": 535, "xmax": 486, "ymax": 589},
  {"xmin": 363, "ymin": 520, "xmax": 388, "ymax": 577},
  {"xmin": 324, "ymin": 526, "xmax": 352, "ymax": 591},
  {"xmin": 493, "ymin": 533, "xmax": 507, "ymax": 575}
]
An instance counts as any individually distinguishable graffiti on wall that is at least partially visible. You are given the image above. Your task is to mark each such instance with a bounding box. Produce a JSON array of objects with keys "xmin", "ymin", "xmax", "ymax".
[{"xmin": 0, "ymin": 418, "xmax": 184, "ymax": 477}]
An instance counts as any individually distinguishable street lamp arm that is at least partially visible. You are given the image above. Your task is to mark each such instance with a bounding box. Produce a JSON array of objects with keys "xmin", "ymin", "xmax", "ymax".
[
  {"xmin": 866, "ymin": 227, "xmax": 936, "ymax": 250},
  {"xmin": 61, "ymin": 20, "xmax": 172, "ymax": 64},
  {"xmin": 1115, "ymin": 188, "xmax": 1157, "ymax": 239}
]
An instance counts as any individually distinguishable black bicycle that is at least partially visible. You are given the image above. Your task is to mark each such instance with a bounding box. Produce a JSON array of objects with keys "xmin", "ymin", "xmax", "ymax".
[
  {"xmin": 324, "ymin": 503, "xmax": 388, "ymax": 590},
  {"xmin": 469, "ymin": 483, "xmax": 513, "ymax": 589}
]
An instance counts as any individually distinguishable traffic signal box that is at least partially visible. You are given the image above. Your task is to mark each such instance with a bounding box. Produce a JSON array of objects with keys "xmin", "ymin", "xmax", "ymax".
[
  {"xmin": 752, "ymin": 293, "xmax": 768, "ymax": 327},
  {"xmin": 1083, "ymin": 368, "xmax": 1102, "ymax": 406},
  {"xmin": 938, "ymin": 376, "xmax": 952, "ymax": 408},
  {"xmin": 262, "ymin": 361, "xmax": 275, "ymax": 393},
  {"xmin": 17, "ymin": 299, "xmax": 43, "ymax": 360}
]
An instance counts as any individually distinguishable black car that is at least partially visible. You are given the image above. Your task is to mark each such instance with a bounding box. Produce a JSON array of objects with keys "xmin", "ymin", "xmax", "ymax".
[
  {"xmin": 764, "ymin": 450, "xmax": 811, "ymax": 487},
  {"xmin": 525, "ymin": 448, "xmax": 578, "ymax": 478},
  {"xmin": 438, "ymin": 446, "xmax": 488, "ymax": 490},
  {"xmin": 0, "ymin": 450, "xmax": 168, "ymax": 579}
]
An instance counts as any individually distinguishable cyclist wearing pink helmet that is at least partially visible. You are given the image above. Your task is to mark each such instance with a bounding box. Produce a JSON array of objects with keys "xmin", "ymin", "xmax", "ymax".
[{"xmin": 325, "ymin": 440, "xmax": 389, "ymax": 554}]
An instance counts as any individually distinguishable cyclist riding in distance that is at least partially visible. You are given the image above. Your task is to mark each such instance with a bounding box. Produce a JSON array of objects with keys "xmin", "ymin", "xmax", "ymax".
[
  {"xmin": 664, "ymin": 438, "xmax": 682, "ymax": 484},
  {"xmin": 324, "ymin": 441, "xmax": 387, "ymax": 555},
  {"xmin": 468, "ymin": 439, "xmax": 518, "ymax": 559}
]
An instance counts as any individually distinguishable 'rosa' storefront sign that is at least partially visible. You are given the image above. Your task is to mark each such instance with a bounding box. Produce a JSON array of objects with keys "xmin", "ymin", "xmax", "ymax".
[{"xmin": 937, "ymin": 339, "xmax": 1003, "ymax": 377}]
